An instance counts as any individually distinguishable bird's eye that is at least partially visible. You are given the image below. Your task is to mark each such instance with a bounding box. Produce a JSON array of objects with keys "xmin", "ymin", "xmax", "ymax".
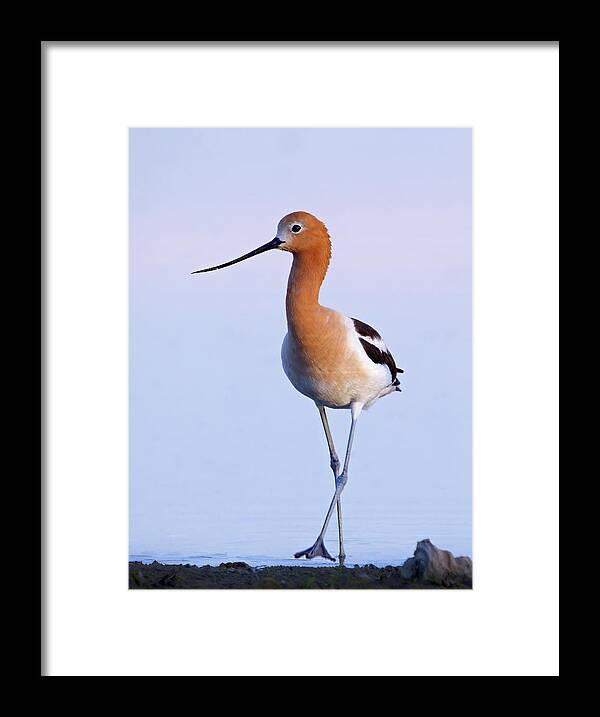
[{"xmin": 291, "ymin": 224, "xmax": 302, "ymax": 233}]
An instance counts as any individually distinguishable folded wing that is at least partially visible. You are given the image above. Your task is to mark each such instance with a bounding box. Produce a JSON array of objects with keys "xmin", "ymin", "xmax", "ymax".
[{"xmin": 352, "ymin": 318, "xmax": 403, "ymax": 385}]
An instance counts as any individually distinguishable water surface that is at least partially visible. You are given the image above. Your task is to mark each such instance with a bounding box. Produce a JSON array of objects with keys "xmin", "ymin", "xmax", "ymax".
[{"xmin": 130, "ymin": 498, "xmax": 471, "ymax": 568}]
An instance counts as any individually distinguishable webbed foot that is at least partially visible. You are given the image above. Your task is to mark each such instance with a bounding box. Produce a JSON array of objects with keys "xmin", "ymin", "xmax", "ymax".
[{"xmin": 294, "ymin": 536, "xmax": 336, "ymax": 561}]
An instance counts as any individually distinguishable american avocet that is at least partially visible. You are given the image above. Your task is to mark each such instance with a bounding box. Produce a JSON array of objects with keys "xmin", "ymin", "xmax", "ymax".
[{"xmin": 193, "ymin": 211, "xmax": 403, "ymax": 565}]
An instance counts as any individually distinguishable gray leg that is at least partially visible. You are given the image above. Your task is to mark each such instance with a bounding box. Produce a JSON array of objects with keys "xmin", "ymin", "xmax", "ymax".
[
  {"xmin": 294, "ymin": 403, "xmax": 363, "ymax": 563},
  {"xmin": 317, "ymin": 405, "xmax": 346, "ymax": 565}
]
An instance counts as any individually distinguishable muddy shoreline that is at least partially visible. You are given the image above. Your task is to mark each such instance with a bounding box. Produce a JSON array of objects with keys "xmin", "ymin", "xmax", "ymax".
[{"xmin": 129, "ymin": 539, "xmax": 472, "ymax": 589}]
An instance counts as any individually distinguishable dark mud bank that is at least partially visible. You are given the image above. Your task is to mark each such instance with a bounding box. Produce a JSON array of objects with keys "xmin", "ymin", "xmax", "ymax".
[{"xmin": 129, "ymin": 539, "xmax": 472, "ymax": 589}]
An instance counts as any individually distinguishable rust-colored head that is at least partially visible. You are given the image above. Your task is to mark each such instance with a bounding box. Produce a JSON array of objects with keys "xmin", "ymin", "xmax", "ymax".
[
  {"xmin": 192, "ymin": 211, "xmax": 331, "ymax": 275},
  {"xmin": 275, "ymin": 211, "xmax": 330, "ymax": 254}
]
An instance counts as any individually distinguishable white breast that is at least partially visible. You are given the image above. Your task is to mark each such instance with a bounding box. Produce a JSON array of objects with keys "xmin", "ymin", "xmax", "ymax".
[{"xmin": 281, "ymin": 313, "xmax": 394, "ymax": 410}]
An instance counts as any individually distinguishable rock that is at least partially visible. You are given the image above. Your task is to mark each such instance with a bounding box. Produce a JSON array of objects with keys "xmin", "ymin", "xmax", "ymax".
[
  {"xmin": 128, "ymin": 541, "xmax": 472, "ymax": 589},
  {"xmin": 218, "ymin": 562, "xmax": 253, "ymax": 571},
  {"xmin": 157, "ymin": 571, "xmax": 179, "ymax": 587},
  {"xmin": 400, "ymin": 539, "xmax": 472, "ymax": 587},
  {"xmin": 258, "ymin": 577, "xmax": 282, "ymax": 589}
]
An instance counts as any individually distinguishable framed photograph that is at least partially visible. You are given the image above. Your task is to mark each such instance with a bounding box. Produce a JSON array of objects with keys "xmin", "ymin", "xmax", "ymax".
[
  {"xmin": 129, "ymin": 127, "xmax": 473, "ymax": 588},
  {"xmin": 43, "ymin": 40, "xmax": 559, "ymax": 676}
]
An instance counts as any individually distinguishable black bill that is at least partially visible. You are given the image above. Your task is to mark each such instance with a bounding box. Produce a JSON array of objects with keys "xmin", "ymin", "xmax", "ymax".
[{"xmin": 191, "ymin": 238, "xmax": 283, "ymax": 274}]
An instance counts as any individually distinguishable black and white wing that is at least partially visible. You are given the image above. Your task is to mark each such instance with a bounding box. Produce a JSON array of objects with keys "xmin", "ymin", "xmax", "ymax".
[{"xmin": 351, "ymin": 318, "xmax": 403, "ymax": 386}]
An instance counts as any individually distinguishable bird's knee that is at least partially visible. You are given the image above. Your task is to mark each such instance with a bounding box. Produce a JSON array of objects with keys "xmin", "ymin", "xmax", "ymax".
[
  {"xmin": 335, "ymin": 472, "xmax": 348, "ymax": 491},
  {"xmin": 330, "ymin": 455, "xmax": 340, "ymax": 472}
]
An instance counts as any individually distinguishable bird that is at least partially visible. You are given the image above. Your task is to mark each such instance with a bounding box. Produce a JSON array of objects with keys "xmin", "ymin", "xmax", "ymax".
[{"xmin": 192, "ymin": 211, "xmax": 403, "ymax": 566}]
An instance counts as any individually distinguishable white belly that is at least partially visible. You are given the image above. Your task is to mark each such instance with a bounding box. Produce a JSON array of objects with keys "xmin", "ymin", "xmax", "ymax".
[{"xmin": 281, "ymin": 326, "xmax": 391, "ymax": 409}]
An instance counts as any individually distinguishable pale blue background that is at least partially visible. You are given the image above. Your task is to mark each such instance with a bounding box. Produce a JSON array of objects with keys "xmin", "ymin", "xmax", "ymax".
[{"xmin": 129, "ymin": 128, "xmax": 471, "ymax": 566}]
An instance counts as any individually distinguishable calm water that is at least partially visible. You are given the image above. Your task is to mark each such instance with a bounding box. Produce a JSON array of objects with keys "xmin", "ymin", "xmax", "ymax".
[{"xmin": 129, "ymin": 498, "xmax": 471, "ymax": 568}]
